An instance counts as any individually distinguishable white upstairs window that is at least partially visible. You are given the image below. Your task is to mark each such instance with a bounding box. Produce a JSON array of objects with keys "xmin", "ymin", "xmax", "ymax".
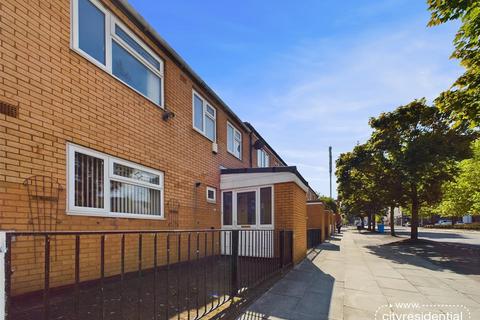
[
  {"xmin": 67, "ymin": 143, "xmax": 164, "ymax": 219},
  {"xmin": 227, "ymin": 122, "xmax": 242, "ymax": 159},
  {"xmin": 257, "ymin": 149, "xmax": 270, "ymax": 167},
  {"xmin": 71, "ymin": 0, "xmax": 164, "ymax": 106},
  {"xmin": 192, "ymin": 91, "xmax": 216, "ymax": 141}
]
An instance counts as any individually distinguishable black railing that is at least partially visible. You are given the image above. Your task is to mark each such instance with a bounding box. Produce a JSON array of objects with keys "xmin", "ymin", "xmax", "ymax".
[
  {"xmin": 4, "ymin": 229, "xmax": 293, "ymax": 320},
  {"xmin": 307, "ymin": 229, "xmax": 322, "ymax": 249}
]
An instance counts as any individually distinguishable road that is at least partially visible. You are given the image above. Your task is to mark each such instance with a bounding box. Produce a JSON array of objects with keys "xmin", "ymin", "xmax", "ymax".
[{"xmin": 390, "ymin": 226, "xmax": 480, "ymax": 246}]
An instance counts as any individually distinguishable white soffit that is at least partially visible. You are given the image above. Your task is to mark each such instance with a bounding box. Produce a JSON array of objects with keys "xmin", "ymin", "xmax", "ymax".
[{"xmin": 221, "ymin": 172, "xmax": 309, "ymax": 192}]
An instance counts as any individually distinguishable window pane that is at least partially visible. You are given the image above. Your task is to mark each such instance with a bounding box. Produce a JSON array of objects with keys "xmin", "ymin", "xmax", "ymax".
[
  {"xmin": 227, "ymin": 125, "xmax": 234, "ymax": 152},
  {"xmin": 237, "ymin": 191, "xmax": 256, "ymax": 225},
  {"xmin": 74, "ymin": 152, "xmax": 104, "ymax": 208},
  {"xmin": 223, "ymin": 192, "xmax": 232, "ymax": 225},
  {"xmin": 113, "ymin": 162, "xmax": 160, "ymax": 185},
  {"xmin": 207, "ymin": 189, "xmax": 215, "ymax": 200},
  {"xmin": 205, "ymin": 116, "xmax": 215, "ymax": 141},
  {"xmin": 112, "ymin": 41, "xmax": 161, "ymax": 104},
  {"xmin": 110, "ymin": 181, "xmax": 161, "ymax": 215},
  {"xmin": 115, "ymin": 25, "xmax": 161, "ymax": 70},
  {"xmin": 234, "ymin": 140, "xmax": 241, "ymax": 158},
  {"xmin": 265, "ymin": 154, "xmax": 269, "ymax": 167},
  {"xmin": 78, "ymin": 0, "xmax": 105, "ymax": 65},
  {"xmin": 206, "ymin": 105, "xmax": 215, "ymax": 117},
  {"xmin": 260, "ymin": 187, "xmax": 272, "ymax": 224},
  {"xmin": 194, "ymin": 94, "xmax": 204, "ymax": 131}
]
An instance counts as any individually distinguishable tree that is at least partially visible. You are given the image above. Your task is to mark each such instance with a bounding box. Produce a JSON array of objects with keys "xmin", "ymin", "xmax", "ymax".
[
  {"xmin": 336, "ymin": 143, "xmax": 387, "ymax": 231},
  {"xmin": 428, "ymin": 0, "xmax": 480, "ymax": 128},
  {"xmin": 436, "ymin": 139, "xmax": 480, "ymax": 219},
  {"xmin": 372, "ymin": 150, "xmax": 407, "ymax": 236},
  {"xmin": 318, "ymin": 195, "xmax": 338, "ymax": 213},
  {"xmin": 369, "ymin": 99, "xmax": 473, "ymax": 239}
]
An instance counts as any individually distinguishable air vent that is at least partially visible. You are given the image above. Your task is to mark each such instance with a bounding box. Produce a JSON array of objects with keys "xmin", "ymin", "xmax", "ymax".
[{"xmin": 0, "ymin": 101, "xmax": 19, "ymax": 118}]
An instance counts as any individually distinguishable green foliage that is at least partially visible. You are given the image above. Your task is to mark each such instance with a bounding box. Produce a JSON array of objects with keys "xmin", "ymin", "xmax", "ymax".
[
  {"xmin": 428, "ymin": 0, "xmax": 480, "ymax": 128},
  {"xmin": 436, "ymin": 139, "xmax": 480, "ymax": 217},
  {"xmin": 369, "ymin": 99, "xmax": 473, "ymax": 239},
  {"xmin": 318, "ymin": 195, "xmax": 338, "ymax": 213},
  {"xmin": 336, "ymin": 143, "xmax": 387, "ymax": 221}
]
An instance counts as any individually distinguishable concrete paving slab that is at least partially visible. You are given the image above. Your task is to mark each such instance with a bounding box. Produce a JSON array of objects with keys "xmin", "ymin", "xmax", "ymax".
[
  {"xmin": 375, "ymin": 276, "xmax": 419, "ymax": 292},
  {"xmin": 269, "ymin": 279, "xmax": 307, "ymax": 298}
]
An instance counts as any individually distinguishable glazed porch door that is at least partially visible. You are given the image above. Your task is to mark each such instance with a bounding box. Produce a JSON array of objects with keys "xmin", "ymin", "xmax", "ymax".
[{"xmin": 221, "ymin": 186, "xmax": 274, "ymax": 257}]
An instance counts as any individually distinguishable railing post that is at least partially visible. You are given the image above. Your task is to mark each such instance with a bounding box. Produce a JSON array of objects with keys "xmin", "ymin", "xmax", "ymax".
[
  {"xmin": 230, "ymin": 230, "xmax": 239, "ymax": 298},
  {"xmin": 279, "ymin": 230, "xmax": 285, "ymax": 269},
  {"xmin": 1, "ymin": 232, "xmax": 9, "ymax": 320}
]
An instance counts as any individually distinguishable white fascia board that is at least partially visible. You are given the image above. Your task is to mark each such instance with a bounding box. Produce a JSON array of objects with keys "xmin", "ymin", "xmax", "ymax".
[
  {"xmin": 307, "ymin": 201, "xmax": 324, "ymax": 206},
  {"xmin": 220, "ymin": 172, "xmax": 309, "ymax": 192}
]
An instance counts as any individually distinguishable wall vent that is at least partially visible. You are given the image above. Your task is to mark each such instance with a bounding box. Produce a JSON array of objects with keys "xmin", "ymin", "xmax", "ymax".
[{"xmin": 0, "ymin": 101, "xmax": 19, "ymax": 118}]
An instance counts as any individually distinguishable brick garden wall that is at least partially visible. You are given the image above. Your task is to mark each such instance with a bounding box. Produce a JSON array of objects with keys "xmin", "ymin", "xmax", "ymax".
[
  {"xmin": 306, "ymin": 202, "xmax": 326, "ymax": 230},
  {"xmin": 274, "ymin": 182, "xmax": 307, "ymax": 264}
]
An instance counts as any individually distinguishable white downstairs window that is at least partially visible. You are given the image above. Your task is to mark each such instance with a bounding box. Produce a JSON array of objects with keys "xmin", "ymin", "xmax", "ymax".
[
  {"xmin": 71, "ymin": 0, "xmax": 164, "ymax": 106},
  {"xmin": 67, "ymin": 143, "xmax": 164, "ymax": 219},
  {"xmin": 257, "ymin": 149, "xmax": 270, "ymax": 167}
]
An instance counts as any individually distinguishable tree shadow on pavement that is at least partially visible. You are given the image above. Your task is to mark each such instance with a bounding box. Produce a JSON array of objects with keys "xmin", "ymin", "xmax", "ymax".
[
  {"xmin": 394, "ymin": 230, "xmax": 470, "ymax": 240},
  {"xmin": 365, "ymin": 239, "xmax": 480, "ymax": 279}
]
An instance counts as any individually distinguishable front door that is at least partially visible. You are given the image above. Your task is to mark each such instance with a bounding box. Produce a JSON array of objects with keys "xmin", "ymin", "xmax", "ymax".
[{"xmin": 221, "ymin": 185, "xmax": 274, "ymax": 257}]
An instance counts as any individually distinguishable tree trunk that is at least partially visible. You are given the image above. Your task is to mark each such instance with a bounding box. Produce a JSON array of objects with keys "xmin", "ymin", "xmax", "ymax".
[
  {"xmin": 372, "ymin": 215, "xmax": 376, "ymax": 232},
  {"xmin": 411, "ymin": 186, "xmax": 419, "ymax": 240},
  {"xmin": 452, "ymin": 216, "xmax": 456, "ymax": 226},
  {"xmin": 367, "ymin": 214, "xmax": 372, "ymax": 231},
  {"xmin": 390, "ymin": 205, "xmax": 396, "ymax": 236}
]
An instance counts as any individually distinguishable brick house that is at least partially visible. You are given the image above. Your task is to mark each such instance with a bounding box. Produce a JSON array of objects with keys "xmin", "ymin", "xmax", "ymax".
[{"xmin": 0, "ymin": 0, "xmax": 320, "ymax": 298}]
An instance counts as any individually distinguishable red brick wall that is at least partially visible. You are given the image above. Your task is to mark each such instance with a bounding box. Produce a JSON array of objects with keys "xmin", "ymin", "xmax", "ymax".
[
  {"xmin": 307, "ymin": 203, "xmax": 325, "ymax": 229},
  {"xmin": 0, "ymin": 0, "xmax": 310, "ymax": 294},
  {"xmin": 274, "ymin": 182, "xmax": 307, "ymax": 264},
  {"xmin": 0, "ymin": 0, "xmax": 254, "ymax": 233}
]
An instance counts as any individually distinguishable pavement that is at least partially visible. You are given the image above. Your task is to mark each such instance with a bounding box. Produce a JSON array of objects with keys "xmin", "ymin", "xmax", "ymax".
[{"xmin": 237, "ymin": 228, "xmax": 480, "ymax": 320}]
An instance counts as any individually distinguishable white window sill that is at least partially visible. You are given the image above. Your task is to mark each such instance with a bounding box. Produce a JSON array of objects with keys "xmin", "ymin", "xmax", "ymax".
[
  {"xmin": 70, "ymin": 48, "xmax": 164, "ymax": 110},
  {"xmin": 227, "ymin": 150, "xmax": 242, "ymax": 160},
  {"xmin": 66, "ymin": 210, "xmax": 166, "ymax": 221},
  {"xmin": 192, "ymin": 126, "xmax": 216, "ymax": 143}
]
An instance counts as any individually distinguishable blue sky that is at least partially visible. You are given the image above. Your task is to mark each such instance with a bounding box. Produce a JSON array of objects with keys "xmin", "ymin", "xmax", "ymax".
[{"xmin": 129, "ymin": 0, "xmax": 463, "ymax": 197}]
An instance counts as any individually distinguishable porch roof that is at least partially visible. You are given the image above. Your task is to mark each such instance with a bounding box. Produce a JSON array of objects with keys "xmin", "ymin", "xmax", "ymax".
[{"xmin": 220, "ymin": 166, "xmax": 309, "ymax": 192}]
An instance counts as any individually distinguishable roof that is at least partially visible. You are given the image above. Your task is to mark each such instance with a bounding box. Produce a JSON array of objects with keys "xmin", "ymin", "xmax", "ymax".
[
  {"xmin": 114, "ymin": 0, "xmax": 251, "ymax": 133},
  {"xmin": 221, "ymin": 166, "xmax": 309, "ymax": 189},
  {"xmin": 243, "ymin": 122, "xmax": 288, "ymax": 166}
]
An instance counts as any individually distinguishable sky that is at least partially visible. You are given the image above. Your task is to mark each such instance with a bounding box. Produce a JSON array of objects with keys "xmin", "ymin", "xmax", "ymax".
[{"xmin": 129, "ymin": 0, "xmax": 463, "ymax": 198}]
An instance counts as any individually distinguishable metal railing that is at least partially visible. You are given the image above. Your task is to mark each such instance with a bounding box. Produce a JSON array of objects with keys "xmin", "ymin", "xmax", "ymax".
[
  {"xmin": 3, "ymin": 229, "xmax": 293, "ymax": 320},
  {"xmin": 307, "ymin": 229, "xmax": 322, "ymax": 249}
]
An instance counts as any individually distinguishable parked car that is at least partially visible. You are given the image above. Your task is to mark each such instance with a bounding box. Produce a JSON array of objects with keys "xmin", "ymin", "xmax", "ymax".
[{"xmin": 435, "ymin": 220, "xmax": 452, "ymax": 226}]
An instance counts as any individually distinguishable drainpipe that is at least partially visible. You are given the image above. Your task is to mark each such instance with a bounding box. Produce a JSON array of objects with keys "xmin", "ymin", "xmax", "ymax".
[{"xmin": 249, "ymin": 132, "xmax": 253, "ymax": 168}]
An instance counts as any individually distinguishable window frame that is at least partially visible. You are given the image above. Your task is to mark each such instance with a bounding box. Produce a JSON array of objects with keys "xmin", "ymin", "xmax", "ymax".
[
  {"xmin": 192, "ymin": 90, "xmax": 217, "ymax": 142},
  {"xmin": 227, "ymin": 121, "xmax": 242, "ymax": 159},
  {"xmin": 206, "ymin": 186, "xmax": 217, "ymax": 203},
  {"xmin": 67, "ymin": 143, "xmax": 165, "ymax": 220},
  {"xmin": 257, "ymin": 149, "xmax": 270, "ymax": 167},
  {"xmin": 71, "ymin": 0, "xmax": 164, "ymax": 108},
  {"xmin": 221, "ymin": 185, "xmax": 274, "ymax": 229}
]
